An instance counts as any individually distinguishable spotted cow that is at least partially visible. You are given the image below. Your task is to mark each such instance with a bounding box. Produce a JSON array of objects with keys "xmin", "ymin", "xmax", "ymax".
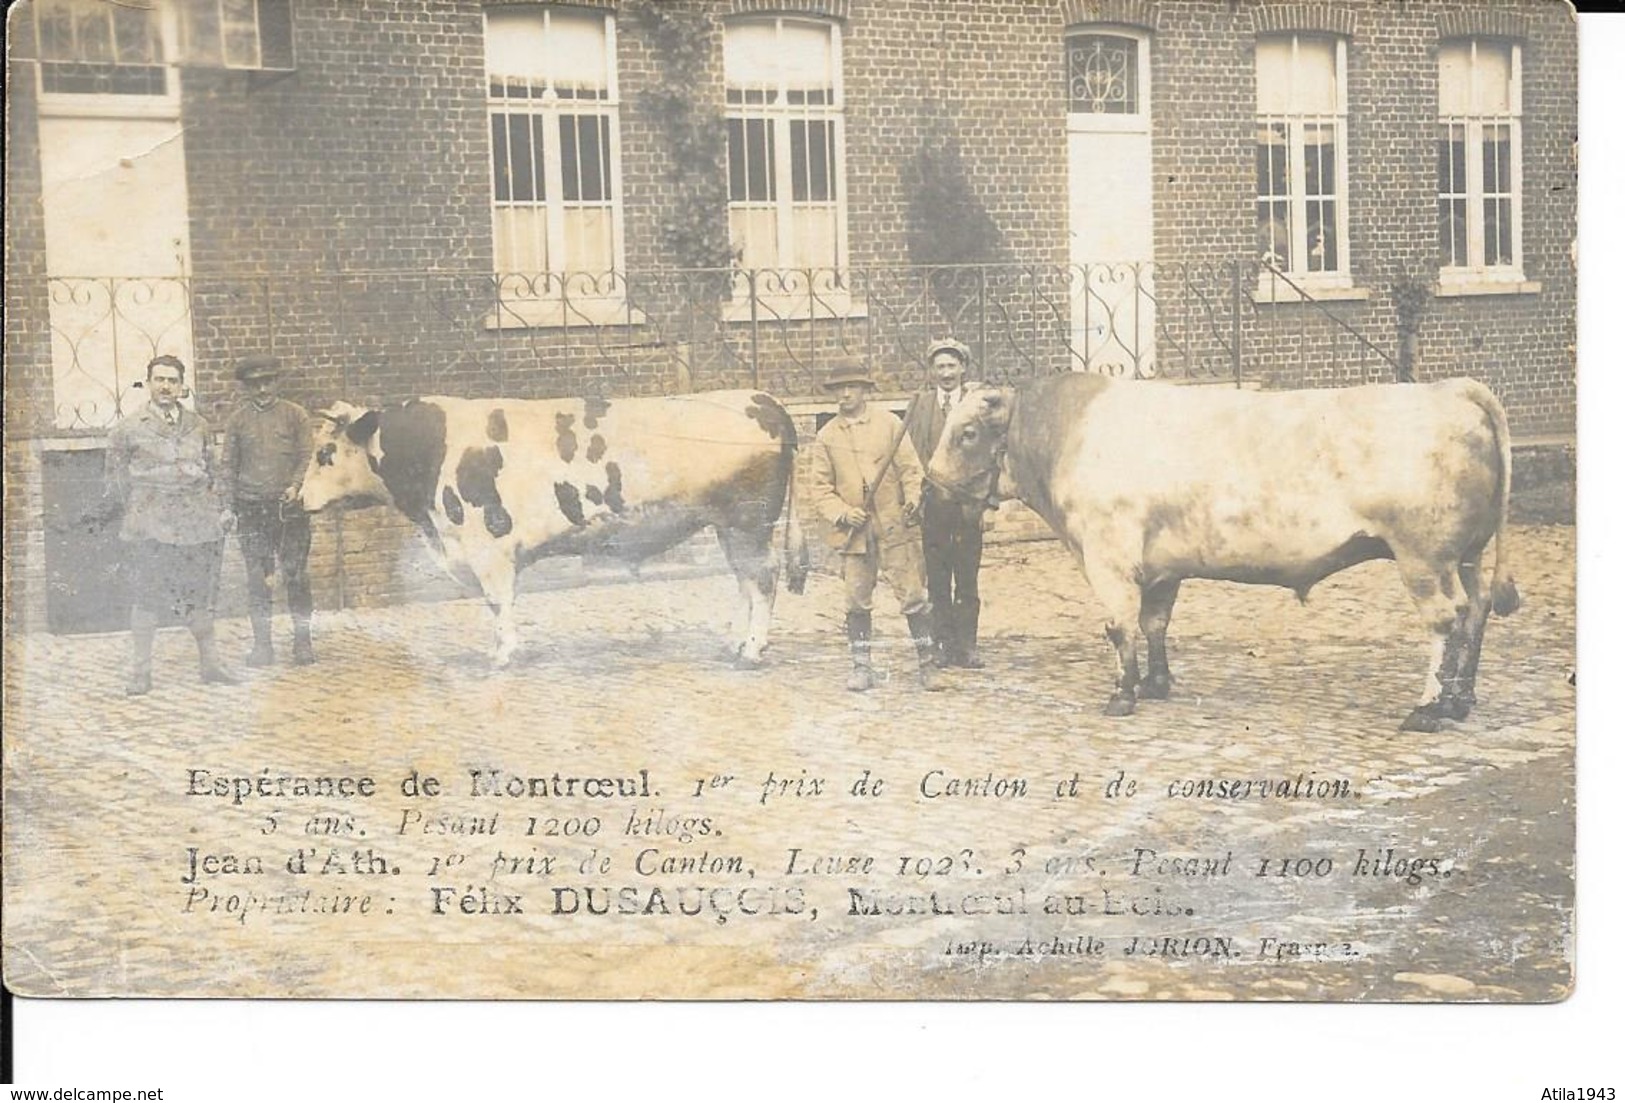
[
  {"xmin": 926, "ymin": 375, "xmax": 1519, "ymax": 731},
  {"xmin": 298, "ymin": 391, "xmax": 808, "ymax": 667}
]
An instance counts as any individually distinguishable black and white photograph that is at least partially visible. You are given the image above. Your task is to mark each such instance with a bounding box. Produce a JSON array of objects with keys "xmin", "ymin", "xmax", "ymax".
[{"xmin": 0, "ymin": 0, "xmax": 1602, "ymax": 1090}]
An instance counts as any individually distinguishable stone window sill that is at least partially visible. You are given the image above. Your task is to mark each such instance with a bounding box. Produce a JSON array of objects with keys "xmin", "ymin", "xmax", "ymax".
[
  {"xmin": 37, "ymin": 93, "xmax": 181, "ymax": 120},
  {"xmin": 1252, "ymin": 280, "xmax": 1371, "ymax": 305},
  {"xmin": 1435, "ymin": 277, "xmax": 1542, "ymax": 298}
]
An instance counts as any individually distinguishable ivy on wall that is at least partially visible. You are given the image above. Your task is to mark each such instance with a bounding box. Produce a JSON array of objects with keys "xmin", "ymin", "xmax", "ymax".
[
  {"xmin": 628, "ymin": 1, "xmax": 732, "ymax": 274},
  {"xmin": 1390, "ymin": 270, "xmax": 1433, "ymax": 384},
  {"xmin": 904, "ymin": 123, "xmax": 1006, "ymax": 324},
  {"xmin": 905, "ymin": 130, "xmax": 1004, "ymax": 267}
]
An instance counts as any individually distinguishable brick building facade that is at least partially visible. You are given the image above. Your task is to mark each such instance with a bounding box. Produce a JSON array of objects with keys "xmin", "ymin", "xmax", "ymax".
[{"xmin": 4, "ymin": 0, "xmax": 1576, "ymax": 633}]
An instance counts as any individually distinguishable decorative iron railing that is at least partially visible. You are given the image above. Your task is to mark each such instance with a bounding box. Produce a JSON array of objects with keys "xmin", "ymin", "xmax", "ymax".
[
  {"xmin": 25, "ymin": 260, "xmax": 1400, "ymax": 432},
  {"xmin": 1256, "ymin": 262, "xmax": 1403, "ymax": 381}
]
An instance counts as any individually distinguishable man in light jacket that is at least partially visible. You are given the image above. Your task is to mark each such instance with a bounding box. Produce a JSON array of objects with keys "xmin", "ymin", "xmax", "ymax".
[
  {"xmin": 105, "ymin": 355, "xmax": 239, "ymax": 696},
  {"xmin": 807, "ymin": 361, "xmax": 942, "ymax": 693}
]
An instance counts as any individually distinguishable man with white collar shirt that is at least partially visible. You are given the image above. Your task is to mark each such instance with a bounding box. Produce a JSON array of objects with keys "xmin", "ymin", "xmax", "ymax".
[{"xmin": 905, "ymin": 338, "xmax": 989, "ymax": 669}]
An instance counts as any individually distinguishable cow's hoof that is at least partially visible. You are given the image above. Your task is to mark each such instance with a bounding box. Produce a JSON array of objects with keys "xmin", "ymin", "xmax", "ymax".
[
  {"xmin": 735, "ymin": 652, "xmax": 766, "ymax": 671},
  {"xmin": 1104, "ymin": 693, "xmax": 1137, "ymax": 717},
  {"xmin": 1399, "ymin": 705, "xmax": 1443, "ymax": 733},
  {"xmin": 1140, "ymin": 672, "xmax": 1172, "ymax": 700},
  {"xmin": 1441, "ymin": 695, "xmax": 1473, "ymax": 721}
]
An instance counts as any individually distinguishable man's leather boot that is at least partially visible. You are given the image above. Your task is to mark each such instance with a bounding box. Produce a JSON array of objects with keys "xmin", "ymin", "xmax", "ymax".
[
  {"xmin": 192, "ymin": 617, "xmax": 241, "ymax": 686},
  {"xmin": 907, "ymin": 611, "xmax": 945, "ymax": 692},
  {"xmin": 126, "ymin": 608, "xmax": 156, "ymax": 696},
  {"xmin": 846, "ymin": 610, "xmax": 874, "ymax": 692},
  {"xmin": 292, "ymin": 615, "xmax": 316, "ymax": 666},
  {"xmin": 246, "ymin": 612, "xmax": 275, "ymax": 667},
  {"xmin": 956, "ymin": 599, "xmax": 985, "ymax": 669}
]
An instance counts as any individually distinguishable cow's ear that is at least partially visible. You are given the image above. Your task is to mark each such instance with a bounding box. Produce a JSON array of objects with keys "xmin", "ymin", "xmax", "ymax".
[
  {"xmin": 345, "ymin": 409, "xmax": 381, "ymax": 444},
  {"xmin": 318, "ymin": 401, "xmax": 366, "ymax": 429}
]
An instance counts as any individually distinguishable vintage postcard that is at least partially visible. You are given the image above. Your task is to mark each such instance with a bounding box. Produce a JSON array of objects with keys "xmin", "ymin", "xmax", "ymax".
[{"xmin": 3, "ymin": 0, "xmax": 1576, "ymax": 1006}]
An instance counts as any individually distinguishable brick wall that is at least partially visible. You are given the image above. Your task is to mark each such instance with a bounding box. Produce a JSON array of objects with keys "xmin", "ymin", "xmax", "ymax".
[
  {"xmin": 4, "ymin": 53, "xmax": 52, "ymax": 445},
  {"xmin": 3, "ymin": 0, "xmax": 1576, "ymax": 635},
  {"xmin": 1141, "ymin": 0, "xmax": 1576, "ymax": 432},
  {"xmin": 5, "ymin": 0, "xmax": 1575, "ymax": 423},
  {"xmin": 3, "ymin": 45, "xmax": 49, "ymax": 635}
]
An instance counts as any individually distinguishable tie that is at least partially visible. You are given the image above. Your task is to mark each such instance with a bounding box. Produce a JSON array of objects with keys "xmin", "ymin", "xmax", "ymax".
[{"xmin": 941, "ymin": 392, "xmax": 953, "ymax": 419}]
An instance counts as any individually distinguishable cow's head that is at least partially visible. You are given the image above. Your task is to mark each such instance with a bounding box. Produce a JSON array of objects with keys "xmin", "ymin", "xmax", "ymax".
[
  {"xmin": 298, "ymin": 402, "xmax": 390, "ymax": 512},
  {"xmin": 927, "ymin": 384, "xmax": 1014, "ymax": 503}
]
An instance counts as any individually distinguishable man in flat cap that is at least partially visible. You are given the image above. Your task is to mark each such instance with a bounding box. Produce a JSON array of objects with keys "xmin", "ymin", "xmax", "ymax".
[
  {"xmin": 223, "ymin": 355, "xmax": 316, "ymax": 666},
  {"xmin": 807, "ymin": 360, "xmax": 942, "ymax": 693},
  {"xmin": 904, "ymin": 337, "xmax": 989, "ymax": 669}
]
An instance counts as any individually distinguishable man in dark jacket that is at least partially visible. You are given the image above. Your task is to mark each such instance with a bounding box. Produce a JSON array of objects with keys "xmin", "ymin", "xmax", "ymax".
[
  {"xmin": 223, "ymin": 355, "xmax": 316, "ymax": 666},
  {"xmin": 904, "ymin": 338, "xmax": 989, "ymax": 668}
]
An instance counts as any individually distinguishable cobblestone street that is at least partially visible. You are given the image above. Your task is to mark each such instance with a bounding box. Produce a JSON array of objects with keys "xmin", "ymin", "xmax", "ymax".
[{"xmin": 3, "ymin": 524, "xmax": 1575, "ymax": 1002}]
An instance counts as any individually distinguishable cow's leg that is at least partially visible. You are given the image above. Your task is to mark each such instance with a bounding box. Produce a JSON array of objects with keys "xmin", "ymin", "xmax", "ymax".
[
  {"xmin": 462, "ymin": 547, "xmax": 520, "ymax": 668},
  {"xmin": 1448, "ymin": 559, "xmax": 1493, "ymax": 720},
  {"xmin": 1396, "ymin": 554, "xmax": 1471, "ymax": 733},
  {"xmin": 1138, "ymin": 579, "xmax": 1181, "ymax": 701},
  {"xmin": 1081, "ymin": 555, "xmax": 1143, "ymax": 716},
  {"xmin": 718, "ymin": 525, "xmax": 777, "ymax": 668}
]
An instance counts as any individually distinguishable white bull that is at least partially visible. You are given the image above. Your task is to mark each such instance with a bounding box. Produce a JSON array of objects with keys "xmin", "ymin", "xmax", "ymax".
[{"xmin": 926, "ymin": 375, "xmax": 1519, "ymax": 731}]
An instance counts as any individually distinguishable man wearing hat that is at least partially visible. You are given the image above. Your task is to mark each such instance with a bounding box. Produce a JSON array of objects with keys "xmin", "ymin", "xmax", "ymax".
[
  {"xmin": 904, "ymin": 338, "xmax": 990, "ymax": 669},
  {"xmin": 223, "ymin": 355, "xmax": 316, "ymax": 665},
  {"xmin": 807, "ymin": 360, "xmax": 942, "ymax": 693}
]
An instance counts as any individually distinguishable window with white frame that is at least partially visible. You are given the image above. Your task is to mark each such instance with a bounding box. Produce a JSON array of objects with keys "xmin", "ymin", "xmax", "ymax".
[
  {"xmin": 33, "ymin": 0, "xmax": 171, "ymax": 98},
  {"xmin": 32, "ymin": 0, "xmax": 294, "ymax": 101},
  {"xmin": 484, "ymin": 6, "xmax": 623, "ymax": 288},
  {"xmin": 724, "ymin": 17, "xmax": 846, "ymax": 274},
  {"xmin": 1438, "ymin": 38, "xmax": 1522, "ymax": 279},
  {"xmin": 1256, "ymin": 33, "xmax": 1350, "ymax": 285}
]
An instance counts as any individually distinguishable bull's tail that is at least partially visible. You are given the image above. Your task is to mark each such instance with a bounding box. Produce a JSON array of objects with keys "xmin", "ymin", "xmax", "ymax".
[
  {"xmin": 1468, "ymin": 380, "xmax": 1520, "ymax": 616},
  {"xmin": 784, "ymin": 489, "xmax": 810, "ymax": 595},
  {"xmin": 780, "ymin": 425, "xmax": 810, "ymax": 596}
]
